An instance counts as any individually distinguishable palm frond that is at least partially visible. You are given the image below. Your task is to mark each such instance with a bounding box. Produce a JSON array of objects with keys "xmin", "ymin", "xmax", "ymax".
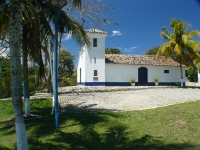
[
  {"xmin": 169, "ymin": 40, "xmax": 176, "ymax": 49},
  {"xmin": 157, "ymin": 42, "xmax": 173, "ymax": 58},
  {"xmin": 160, "ymin": 31, "xmax": 173, "ymax": 41},
  {"xmin": 20, "ymin": 0, "xmax": 40, "ymax": 25},
  {"xmin": 0, "ymin": 1, "xmax": 9, "ymax": 39},
  {"xmin": 185, "ymin": 30, "xmax": 200, "ymax": 39},
  {"xmin": 170, "ymin": 19, "xmax": 190, "ymax": 32},
  {"xmin": 185, "ymin": 40, "xmax": 200, "ymax": 52},
  {"xmin": 68, "ymin": 0, "xmax": 82, "ymax": 8},
  {"xmin": 59, "ymin": 10, "xmax": 90, "ymax": 47},
  {"xmin": 182, "ymin": 34, "xmax": 188, "ymax": 44},
  {"xmin": 185, "ymin": 46, "xmax": 199, "ymax": 58},
  {"xmin": 174, "ymin": 44, "xmax": 183, "ymax": 55}
]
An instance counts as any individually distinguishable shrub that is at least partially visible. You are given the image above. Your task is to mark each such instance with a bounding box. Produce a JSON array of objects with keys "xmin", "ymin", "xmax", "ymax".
[
  {"xmin": 0, "ymin": 68, "xmax": 11, "ymax": 99},
  {"xmin": 130, "ymin": 77, "xmax": 136, "ymax": 83},
  {"xmin": 187, "ymin": 65, "xmax": 197, "ymax": 82},
  {"xmin": 61, "ymin": 77, "xmax": 71, "ymax": 87},
  {"xmin": 29, "ymin": 82, "xmax": 36, "ymax": 95},
  {"xmin": 60, "ymin": 72, "xmax": 77, "ymax": 87},
  {"xmin": 153, "ymin": 78, "xmax": 159, "ymax": 82},
  {"xmin": 175, "ymin": 82, "xmax": 181, "ymax": 86}
]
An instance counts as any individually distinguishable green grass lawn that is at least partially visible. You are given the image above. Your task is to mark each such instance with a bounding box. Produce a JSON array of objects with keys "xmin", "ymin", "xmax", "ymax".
[{"xmin": 0, "ymin": 99, "xmax": 200, "ymax": 150}]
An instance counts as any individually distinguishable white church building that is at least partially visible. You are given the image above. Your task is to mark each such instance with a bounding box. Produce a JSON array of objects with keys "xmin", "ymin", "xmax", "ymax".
[{"xmin": 77, "ymin": 29, "xmax": 187, "ymax": 86}]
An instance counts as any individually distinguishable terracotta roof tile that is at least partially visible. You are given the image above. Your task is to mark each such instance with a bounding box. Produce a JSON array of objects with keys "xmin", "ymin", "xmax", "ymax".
[
  {"xmin": 86, "ymin": 28, "xmax": 108, "ymax": 34},
  {"xmin": 105, "ymin": 54, "xmax": 180, "ymax": 67}
]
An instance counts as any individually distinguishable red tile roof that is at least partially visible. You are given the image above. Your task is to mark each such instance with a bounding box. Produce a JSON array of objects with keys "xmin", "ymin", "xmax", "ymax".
[
  {"xmin": 105, "ymin": 54, "xmax": 181, "ymax": 67},
  {"xmin": 86, "ymin": 28, "xmax": 108, "ymax": 34}
]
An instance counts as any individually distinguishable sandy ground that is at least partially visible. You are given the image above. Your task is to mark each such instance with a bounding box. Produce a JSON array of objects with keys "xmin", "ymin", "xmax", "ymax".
[{"xmin": 58, "ymin": 87, "xmax": 200, "ymax": 112}]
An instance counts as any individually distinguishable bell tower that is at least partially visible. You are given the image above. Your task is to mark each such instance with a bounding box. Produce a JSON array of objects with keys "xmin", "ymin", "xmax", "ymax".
[{"xmin": 77, "ymin": 29, "xmax": 108, "ymax": 86}]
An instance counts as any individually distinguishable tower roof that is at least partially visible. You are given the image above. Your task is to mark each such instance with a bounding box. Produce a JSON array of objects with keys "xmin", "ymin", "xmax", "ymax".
[{"xmin": 86, "ymin": 28, "xmax": 108, "ymax": 34}]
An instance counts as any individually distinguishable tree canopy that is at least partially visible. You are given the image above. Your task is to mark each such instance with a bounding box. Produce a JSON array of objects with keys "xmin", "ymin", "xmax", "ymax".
[
  {"xmin": 105, "ymin": 48, "xmax": 122, "ymax": 54},
  {"xmin": 157, "ymin": 19, "xmax": 200, "ymax": 86},
  {"xmin": 144, "ymin": 46, "xmax": 159, "ymax": 55},
  {"xmin": 58, "ymin": 49, "xmax": 74, "ymax": 77}
]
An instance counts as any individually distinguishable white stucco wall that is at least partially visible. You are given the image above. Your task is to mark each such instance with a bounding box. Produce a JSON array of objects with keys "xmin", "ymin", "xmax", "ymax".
[
  {"xmin": 77, "ymin": 32, "xmax": 107, "ymax": 84},
  {"xmin": 105, "ymin": 64, "xmax": 186, "ymax": 83},
  {"xmin": 77, "ymin": 49, "xmax": 86, "ymax": 83},
  {"xmin": 84, "ymin": 33, "xmax": 107, "ymax": 83},
  {"xmin": 105, "ymin": 64, "xmax": 138, "ymax": 82}
]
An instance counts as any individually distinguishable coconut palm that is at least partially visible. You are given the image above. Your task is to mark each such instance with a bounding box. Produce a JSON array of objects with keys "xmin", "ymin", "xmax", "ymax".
[
  {"xmin": 157, "ymin": 19, "xmax": 200, "ymax": 86},
  {"xmin": 1, "ymin": 0, "xmax": 90, "ymax": 117},
  {"xmin": 2, "ymin": 0, "xmax": 89, "ymax": 148},
  {"xmin": 9, "ymin": 0, "xmax": 29, "ymax": 149}
]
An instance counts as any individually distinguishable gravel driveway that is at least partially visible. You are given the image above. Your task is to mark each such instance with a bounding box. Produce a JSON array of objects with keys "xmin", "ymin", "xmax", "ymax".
[{"xmin": 59, "ymin": 88, "xmax": 200, "ymax": 112}]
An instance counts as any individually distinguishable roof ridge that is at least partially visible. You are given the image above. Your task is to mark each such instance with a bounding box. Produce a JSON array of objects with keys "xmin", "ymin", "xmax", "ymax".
[
  {"xmin": 105, "ymin": 54, "xmax": 181, "ymax": 66},
  {"xmin": 86, "ymin": 28, "xmax": 108, "ymax": 34}
]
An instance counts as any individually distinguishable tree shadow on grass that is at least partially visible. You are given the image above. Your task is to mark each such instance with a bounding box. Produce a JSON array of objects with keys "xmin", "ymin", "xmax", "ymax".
[
  {"xmin": 0, "ymin": 119, "xmax": 15, "ymax": 135},
  {"xmin": 0, "ymin": 99, "xmax": 198, "ymax": 150},
  {"xmin": 27, "ymin": 128, "xmax": 196, "ymax": 150},
  {"xmin": 27, "ymin": 100, "xmax": 197, "ymax": 150},
  {"xmin": 59, "ymin": 100, "xmax": 123, "ymax": 113}
]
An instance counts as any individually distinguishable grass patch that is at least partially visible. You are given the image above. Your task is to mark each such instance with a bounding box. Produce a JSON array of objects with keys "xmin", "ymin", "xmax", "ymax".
[{"xmin": 0, "ymin": 99, "xmax": 200, "ymax": 149}]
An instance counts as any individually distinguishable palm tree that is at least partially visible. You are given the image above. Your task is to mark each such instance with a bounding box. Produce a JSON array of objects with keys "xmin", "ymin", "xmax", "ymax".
[
  {"xmin": 1, "ymin": 0, "xmax": 90, "ymax": 117},
  {"xmin": 157, "ymin": 19, "xmax": 200, "ymax": 86},
  {"xmin": 9, "ymin": 0, "xmax": 29, "ymax": 149},
  {"xmin": 2, "ymin": 0, "xmax": 89, "ymax": 148}
]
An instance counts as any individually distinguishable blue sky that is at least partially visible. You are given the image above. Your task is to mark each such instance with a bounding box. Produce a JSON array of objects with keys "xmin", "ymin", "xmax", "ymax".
[{"xmin": 62, "ymin": 0, "xmax": 200, "ymax": 66}]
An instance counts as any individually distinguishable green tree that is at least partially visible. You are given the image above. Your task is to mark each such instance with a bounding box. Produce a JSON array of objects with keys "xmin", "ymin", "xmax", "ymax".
[
  {"xmin": 58, "ymin": 49, "xmax": 75, "ymax": 87},
  {"xmin": 2, "ymin": 0, "xmax": 89, "ymax": 148},
  {"xmin": 1, "ymin": 57, "xmax": 10, "ymax": 68},
  {"xmin": 0, "ymin": 57, "xmax": 11, "ymax": 98},
  {"xmin": 59, "ymin": 49, "xmax": 74, "ymax": 77},
  {"xmin": 105, "ymin": 48, "xmax": 122, "ymax": 54},
  {"xmin": 187, "ymin": 65, "xmax": 197, "ymax": 82},
  {"xmin": 145, "ymin": 46, "xmax": 159, "ymax": 55},
  {"xmin": 1, "ymin": 0, "xmax": 90, "ymax": 117},
  {"xmin": 157, "ymin": 19, "xmax": 200, "ymax": 86}
]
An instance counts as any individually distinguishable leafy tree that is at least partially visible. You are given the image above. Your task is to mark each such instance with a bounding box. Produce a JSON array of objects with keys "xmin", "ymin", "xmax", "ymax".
[
  {"xmin": 187, "ymin": 65, "xmax": 197, "ymax": 82},
  {"xmin": 145, "ymin": 46, "xmax": 159, "ymax": 55},
  {"xmin": 105, "ymin": 48, "xmax": 122, "ymax": 54},
  {"xmin": 2, "ymin": 0, "xmax": 90, "ymax": 148},
  {"xmin": 1, "ymin": 0, "xmax": 91, "ymax": 118},
  {"xmin": 59, "ymin": 49, "xmax": 74, "ymax": 77},
  {"xmin": 157, "ymin": 19, "xmax": 200, "ymax": 86},
  {"xmin": 1, "ymin": 56, "xmax": 10, "ymax": 68},
  {"xmin": 58, "ymin": 49, "xmax": 76, "ymax": 86},
  {"xmin": 0, "ymin": 57, "xmax": 11, "ymax": 98}
]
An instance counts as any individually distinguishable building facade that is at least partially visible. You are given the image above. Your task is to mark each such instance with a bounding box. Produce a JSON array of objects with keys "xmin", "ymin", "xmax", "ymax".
[{"xmin": 77, "ymin": 29, "xmax": 186, "ymax": 86}]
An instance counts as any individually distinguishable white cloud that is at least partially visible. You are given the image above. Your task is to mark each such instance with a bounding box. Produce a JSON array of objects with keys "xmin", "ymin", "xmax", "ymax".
[
  {"xmin": 124, "ymin": 46, "xmax": 138, "ymax": 52},
  {"xmin": 62, "ymin": 33, "xmax": 72, "ymax": 41},
  {"xmin": 111, "ymin": 30, "xmax": 122, "ymax": 36},
  {"xmin": 0, "ymin": 48, "xmax": 9, "ymax": 58}
]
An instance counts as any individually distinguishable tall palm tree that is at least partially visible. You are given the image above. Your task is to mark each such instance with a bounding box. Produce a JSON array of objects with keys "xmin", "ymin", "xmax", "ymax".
[
  {"xmin": 9, "ymin": 0, "xmax": 29, "ymax": 149},
  {"xmin": 157, "ymin": 19, "xmax": 200, "ymax": 86},
  {"xmin": 2, "ymin": 0, "xmax": 88, "ymax": 148},
  {"xmin": 1, "ymin": 0, "xmax": 90, "ymax": 117}
]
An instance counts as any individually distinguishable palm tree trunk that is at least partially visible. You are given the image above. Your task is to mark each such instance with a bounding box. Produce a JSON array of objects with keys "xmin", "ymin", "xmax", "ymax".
[
  {"xmin": 179, "ymin": 56, "xmax": 183, "ymax": 87},
  {"xmin": 47, "ymin": 42, "xmax": 53, "ymax": 93},
  {"xmin": 22, "ymin": 25, "xmax": 31, "ymax": 117},
  {"xmin": 9, "ymin": 0, "xmax": 29, "ymax": 149}
]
